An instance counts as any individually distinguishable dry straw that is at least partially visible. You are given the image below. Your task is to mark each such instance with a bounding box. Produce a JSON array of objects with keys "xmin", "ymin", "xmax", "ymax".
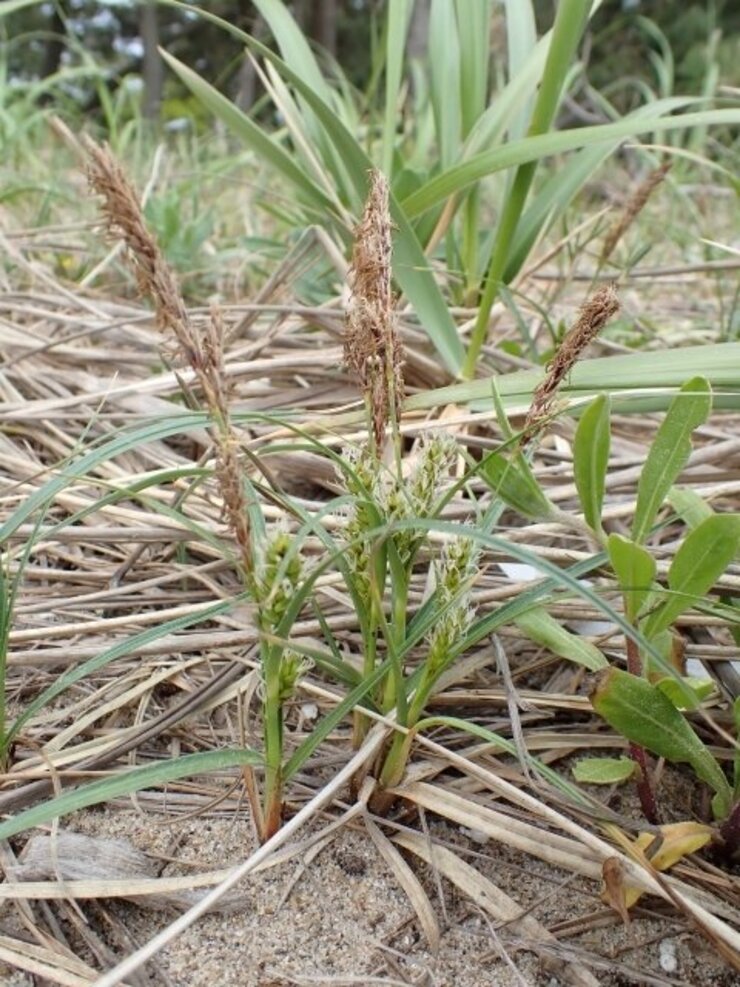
[
  {"xmin": 600, "ymin": 161, "xmax": 672, "ymax": 264},
  {"xmin": 523, "ymin": 283, "xmax": 620, "ymax": 441},
  {"xmin": 84, "ymin": 138, "xmax": 253, "ymax": 581},
  {"xmin": 344, "ymin": 169, "xmax": 404, "ymax": 453}
]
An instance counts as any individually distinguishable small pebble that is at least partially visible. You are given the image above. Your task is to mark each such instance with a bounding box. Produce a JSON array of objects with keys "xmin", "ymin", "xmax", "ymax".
[
  {"xmin": 659, "ymin": 939, "xmax": 678, "ymax": 974},
  {"xmin": 460, "ymin": 826, "xmax": 488, "ymax": 845}
]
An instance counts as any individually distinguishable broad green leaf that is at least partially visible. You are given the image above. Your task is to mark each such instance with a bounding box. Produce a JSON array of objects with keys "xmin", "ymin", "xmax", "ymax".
[
  {"xmin": 0, "ymin": 750, "xmax": 261, "ymax": 841},
  {"xmin": 514, "ymin": 607, "xmax": 607, "ymax": 671},
  {"xmin": 667, "ymin": 486, "xmax": 713, "ymax": 530},
  {"xmin": 607, "ymin": 534, "xmax": 656, "ymax": 623},
  {"xmin": 656, "ymin": 676, "xmax": 716, "ymax": 710},
  {"xmin": 632, "ymin": 377, "xmax": 712, "ymax": 545},
  {"xmin": 643, "ymin": 514, "xmax": 740, "ymax": 639},
  {"xmin": 572, "ymin": 757, "xmax": 636, "ymax": 784},
  {"xmin": 574, "ymin": 394, "xmax": 610, "ymax": 535},
  {"xmin": 590, "ymin": 668, "xmax": 731, "ymax": 815},
  {"xmin": 481, "ymin": 452, "xmax": 554, "ymax": 520}
]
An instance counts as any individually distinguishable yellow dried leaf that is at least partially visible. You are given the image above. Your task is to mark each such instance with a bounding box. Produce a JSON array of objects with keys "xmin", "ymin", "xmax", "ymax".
[{"xmin": 621, "ymin": 821, "xmax": 713, "ymax": 909}]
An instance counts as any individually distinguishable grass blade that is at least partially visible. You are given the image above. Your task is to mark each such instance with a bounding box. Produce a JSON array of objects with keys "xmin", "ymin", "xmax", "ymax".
[{"xmin": 0, "ymin": 749, "xmax": 261, "ymax": 841}]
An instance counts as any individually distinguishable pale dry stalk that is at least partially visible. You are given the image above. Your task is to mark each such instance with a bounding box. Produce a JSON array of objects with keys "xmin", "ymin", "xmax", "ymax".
[
  {"xmin": 600, "ymin": 161, "xmax": 672, "ymax": 264},
  {"xmin": 523, "ymin": 283, "xmax": 620, "ymax": 442},
  {"xmin": 85, "ymin": 138, "xmax": 253, "ymax": 581},
  {"xmin": 344, "ymin": 169, "xmax": 404, "ymax": 453}
]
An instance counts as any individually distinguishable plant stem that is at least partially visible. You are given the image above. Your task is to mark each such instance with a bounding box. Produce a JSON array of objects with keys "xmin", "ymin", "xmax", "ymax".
[
  {"xmin": 625, "ymin": 634, "xmax": 659, "ymax": 824},
  {"xmin": 261, "ymin": 644, "xmax": 284, "ymax": 841},
  {"xmin": 718, "ymin": 799, "xmax": 740, "ymax": 863}
]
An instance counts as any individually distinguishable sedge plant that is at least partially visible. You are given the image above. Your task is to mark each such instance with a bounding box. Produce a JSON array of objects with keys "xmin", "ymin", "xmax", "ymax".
[{"xmin": 155, "ymin": 0, "xmax": 740, "ymax": 378}]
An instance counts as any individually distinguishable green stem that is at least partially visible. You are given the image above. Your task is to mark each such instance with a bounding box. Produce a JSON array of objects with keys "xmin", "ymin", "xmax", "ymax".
[
  {"xmin": 625, "ymin": 629, "xmax": 659, "ymax": 824},
  {"xmin": 261, "ymin": 643, "xmax": 284, "ymax": 841},
  {"xmin": 381, "ymin": 572, "xmax": 409, "ymax": 718}
]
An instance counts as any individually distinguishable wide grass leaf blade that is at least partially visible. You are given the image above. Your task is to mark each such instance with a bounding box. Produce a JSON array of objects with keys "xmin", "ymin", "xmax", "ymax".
[
  {"xmin": 643, "ymin": 514, "xmax": 740, "ymax": 639},
  {"xmin": 590, "ymin": 668, "xmax": 731, "ymax": 814},
  {"xmin": 574, "ymin": 394, "xmax": 610, "ymax": 535},
  {"xmin": 631, "ymin": 376, "xmax": 712, "ymax": 545},
  {"xmin": 0, "ymin": 750, "xmax": 261, "ymax": 841}
]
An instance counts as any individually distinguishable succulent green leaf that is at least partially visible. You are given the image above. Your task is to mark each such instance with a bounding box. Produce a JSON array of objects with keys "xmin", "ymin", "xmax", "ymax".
[
  {"xmin": 607, "ymin": 533, "xmax": 656, "ymax": 623},
  {"xmin": 643, "ymin": 514, "xmax": 740, "ymax": 639},
  {"xmin": 590, "ymin": 668, "xmax": 731, "ymax": 815},
  {"xmin": 632, "ymin": 377, "xmax": 712, "ymax": 544},
  {"xmin": 572, "ymin": 756, "xmax": 636, "ymax": 784},
  {"xmin": 574, "ymin": 395, "xmax": 610, "ymax": 535},
  {"xmin": 514, "ymin": 607, "xmax": 607, "ymax": 671}
]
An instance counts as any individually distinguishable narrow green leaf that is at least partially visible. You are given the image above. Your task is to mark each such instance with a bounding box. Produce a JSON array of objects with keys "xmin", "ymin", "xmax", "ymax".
[
  {"xmin": 402, "ymin": 111, "xmax": 740, "ymax": 219},
  {"xmin": 429, "ymin": 1, "xmax": 461, "ymax": 167},
  {"xmin": 243, "ymin": 36, "xmax": 465, "ymax": 372},
  {"xmin": 382, "ymin": 0, "xmax": 414, "ymax": 176},
  {"xmin": 160, "ymin": 51, "xmax": 334, "ymax": 216},
  {"xmin": 0, "ymin": 750, "xmax": 261, "ymax": 841},
  {"xmin": 632, "ymin": 377, "xmax": 712, "ymax": 544},
  {"xmin": 463, "ymin": 0, "xmax": 592, "ymax": 377},
  {"xmin": 481, "ymin": 452, "xmax": 554, "ymax": 520},
  {"xmin": 456, "ymin": 0, "xmax": 492, "ymax": 137},
  {"xmin": 573, "ymin": 394, "xmax": 610, "ymax": 535},
  {"xmin": 7, "ymin": 598, "xmax": 238, "ymax": 745},
  {"xmin": 643, "ymin": 514, "xmax": 740, "ymax": 639},
  {"xmin": 607, "ymin": 534, "xmax": 656, "ymax": 624},
  {"xmin": 514, "ymin": 607, "xmax": 607, "ymax": 671},
  {"xmin": 590, "ymin": 668, "xmax": 731, "ymax": 814},
  {"xmin": 404, "ymin": 341, "xmax": 740, "ymax": 415},
  {"xmin": 572, "ymin": 757, "xmax": 636, "ymax": 784}
]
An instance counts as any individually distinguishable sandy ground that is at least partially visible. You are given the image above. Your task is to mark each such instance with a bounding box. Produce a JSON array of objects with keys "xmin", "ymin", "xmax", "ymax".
[{"xmin": 1, "ymin": 800, "xmax": 737, "ymax": 987}]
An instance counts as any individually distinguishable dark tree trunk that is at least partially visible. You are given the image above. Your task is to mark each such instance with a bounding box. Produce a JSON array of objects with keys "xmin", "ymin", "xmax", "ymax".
[
  {"xmin": 311, "ymin": 0, "xmax": 338, "ymax": 58},
  {"xmin": 41, "ymin": 7, "xmax": 66, "ymax": 80},
  {"xmin": 140, "ymin": 0, "xmax": 163, "ymax": 121}
]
